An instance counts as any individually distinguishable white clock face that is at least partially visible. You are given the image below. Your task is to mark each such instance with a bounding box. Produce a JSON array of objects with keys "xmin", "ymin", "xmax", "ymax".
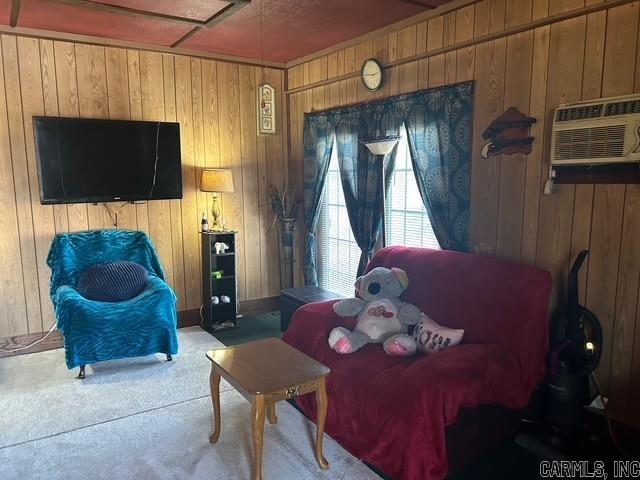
[{"xmin": 362, "ymin": 59, "xmax": 382, "ymax": 91}]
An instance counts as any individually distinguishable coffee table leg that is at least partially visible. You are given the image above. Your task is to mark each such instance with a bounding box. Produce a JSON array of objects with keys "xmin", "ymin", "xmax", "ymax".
[
  {"xmin": 251, "ymin": 395, "xmax": 266, "ymax": 480},
  {"xmin": 315, "ymin": 377, "xmax": 329, "ymax": 470},
  {"xmin": 209, "ymin": 366, "xmax": 221, "ymax": 444},
  {"xmin": 267, "ymin": 400, "xmax": 278, "ymax": 425}
]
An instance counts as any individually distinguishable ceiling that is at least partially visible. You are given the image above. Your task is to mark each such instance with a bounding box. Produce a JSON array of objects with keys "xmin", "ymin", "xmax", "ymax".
[{"xmin": 0, "ymin": 0, "xmax": 456, "ymax": 63}]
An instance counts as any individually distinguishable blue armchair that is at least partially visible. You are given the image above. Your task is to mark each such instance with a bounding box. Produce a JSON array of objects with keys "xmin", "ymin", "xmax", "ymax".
[{"xmin": 47, "ymin": 230, "xmax": 179, "ymax": 377}]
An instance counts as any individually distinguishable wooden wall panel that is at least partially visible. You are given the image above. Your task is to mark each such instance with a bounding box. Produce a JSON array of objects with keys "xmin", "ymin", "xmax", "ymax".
[
  {"xmin": 126, "ymin": 50, "xmax": 150, "ymax": 235},
  {"xmin": 534, "ymin": 14, "xmax": 586, "ymax": 311},
  {"xmin": 140, "ymin": 51, "xmax": 175, "ymax": 291},
  {"xmin": 40, "ymin": 40, "xmax": 69, "ymax": 235},
  {"xmin": 239, "ymin": 65, "xmax": 261, "ymax": 300},
  {"xmin": 104, "ymin": 47, "xmax": 137, "ymax": 231},
  {"xmin": 162, "ymin": 54, "xmax": 187, "ymax": 312},
  {"xmin": 75, "ymin": 44, "xmax": 110, "ymax": 231},
  {"xmin": 626, "ymin": 20, "xmax": 640, "ymax": 427},
  {"xmin": 54, "ymin": 43, "xmax": 80, "ymax": 123},
  {"xmin": 216, "ymin": 62, "xmax": 246, "ymax": 300},
  {"xmin": 262, "ymin": 67, "xmax": 286, "ymax": 296},
  {"xmin": 520, "ymin": 21, "xmax": 550, "ymax": 264},
  {"xmin": 2, "ymin": 35, "xmax": 42, "ymax": 334},
  {"xmin": 0, "ymin": 39, "xmax": 28, "ymax": 337},
  {"xmin": 17, "ymin": 37, "xmax": 57, "ymax": 331},
  {"xmin": 0, "ymin": 33, "xmax": 287, "ymax": 339},
  {"xmin": 285, "ymin": 0, "xmax": 640, "ymax": 427},
  {"xmin": 174, "ymin": 55, "xmax": 199, "ymax": 311},
  {"xmin": 496, "ymin": 10, "xmax": 533, "ymax": 262},
  {"xmin": 591, "ymin": 1, "xmax": 640, "ymax": 415}
]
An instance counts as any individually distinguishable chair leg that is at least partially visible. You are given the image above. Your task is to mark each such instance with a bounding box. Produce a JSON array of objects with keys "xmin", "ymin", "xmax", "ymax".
[
  {"xmin": 166, "ymin": 354, "xmax": 172, "ymax": 361},
  {"xmin": 76, "ymin": 365, "xmax": 86, "ymax": 379}
]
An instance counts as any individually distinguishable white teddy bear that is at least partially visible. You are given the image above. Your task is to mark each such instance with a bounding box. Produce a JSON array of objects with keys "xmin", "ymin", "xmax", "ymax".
[{"xmin": 328, "ymin": 267, "xmax": 422, "ymax": 356}]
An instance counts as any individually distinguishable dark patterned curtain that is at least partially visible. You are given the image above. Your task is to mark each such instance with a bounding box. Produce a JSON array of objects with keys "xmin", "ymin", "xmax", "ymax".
[
  {"xmin": 401, "ymin": 83, "xmax": 473, "ymax": 251},
  {"xmin": 302, "ymin": 81, "xmax": 473, "ymax": 284},
  {"xmin": 302, "ymin": 114, "xmax": 335, "ymax": 285},
  {"xmin": 334, "ymin": 105, "xmax": 402, "ymax": 277}
]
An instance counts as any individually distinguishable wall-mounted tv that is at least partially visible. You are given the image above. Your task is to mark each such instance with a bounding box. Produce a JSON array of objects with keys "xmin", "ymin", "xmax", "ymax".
[{"xmin": 33, "ymin": 117, "xmax": 182, "ymax": 204}]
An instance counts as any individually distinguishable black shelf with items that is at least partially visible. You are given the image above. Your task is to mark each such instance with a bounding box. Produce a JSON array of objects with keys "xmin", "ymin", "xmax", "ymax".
[{"xmin": 200, "ymin": 231, "xmax": 238, "ymax": 334}]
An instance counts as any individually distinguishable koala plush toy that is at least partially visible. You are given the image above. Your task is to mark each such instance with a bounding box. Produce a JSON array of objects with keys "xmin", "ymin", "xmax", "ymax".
[{"xmin": 328, "ymin": 267, "xmax": 421, "ymax": 356}]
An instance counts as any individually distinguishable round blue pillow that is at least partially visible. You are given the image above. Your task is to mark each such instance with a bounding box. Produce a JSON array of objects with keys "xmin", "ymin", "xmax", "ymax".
[{"xmin": 77, "ymin": 261, "xmax": 149, "ymax": 302}]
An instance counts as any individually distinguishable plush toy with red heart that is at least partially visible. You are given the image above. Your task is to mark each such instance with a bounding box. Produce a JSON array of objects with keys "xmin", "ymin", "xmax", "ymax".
[{"xmin": 328, "ymin": 267, "xmax": 422, "ymax": 356}]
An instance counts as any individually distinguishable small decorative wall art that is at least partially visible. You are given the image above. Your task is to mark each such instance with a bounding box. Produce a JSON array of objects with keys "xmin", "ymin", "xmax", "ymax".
[
  {"xmin": 481, "ymin": 107, "xmax": 536, "ymax": 158},
  {"xmin": 257, "ymin": 83, "xmax": 276, "ymax": 135}
]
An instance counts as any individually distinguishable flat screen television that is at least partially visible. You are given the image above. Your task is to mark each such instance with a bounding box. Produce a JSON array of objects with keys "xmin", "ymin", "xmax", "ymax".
[{"xmin": 33, "ymin": 116, "xmax": 182, "ymax": 204}]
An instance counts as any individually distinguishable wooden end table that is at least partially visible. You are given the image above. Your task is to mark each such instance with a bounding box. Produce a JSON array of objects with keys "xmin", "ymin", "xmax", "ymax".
[{"xmin": 206, "ymin": 338, "xmax": 331, "ymax": 480}]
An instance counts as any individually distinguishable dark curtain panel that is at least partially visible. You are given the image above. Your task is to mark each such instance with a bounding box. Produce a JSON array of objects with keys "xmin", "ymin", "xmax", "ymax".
[
  {"xmin": 402, "ymin": 83, "xmax": 473, "ymax": 251},
  {"xmin": 302, "ymin": 114, "xmax": 335, "ymax": 285},
  {"xmin": 301, "ymin": 81, "xmax": 473, "ymax": 283},
  {"xmin": 334, "ymin": 104, "xmax": 402, "ymax": 276}
]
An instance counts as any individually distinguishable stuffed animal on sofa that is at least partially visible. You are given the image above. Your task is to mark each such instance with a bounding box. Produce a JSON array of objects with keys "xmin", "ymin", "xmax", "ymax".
[{"xmin": 328, "ymin": 267, "xmax": 422, "ymax": 356}]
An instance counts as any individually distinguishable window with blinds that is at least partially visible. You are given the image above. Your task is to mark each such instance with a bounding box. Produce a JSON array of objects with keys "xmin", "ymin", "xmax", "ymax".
[
  {"xmin": 385, "ymin": 126, "xmax": 440, "ymax": 249},
  {"xmin": 317, "ymin": 142, "xmax": 360, "ymax": 297},
  {"xmin": 318, "ymin": 126, "xmax": 440, "ymax": 297}
]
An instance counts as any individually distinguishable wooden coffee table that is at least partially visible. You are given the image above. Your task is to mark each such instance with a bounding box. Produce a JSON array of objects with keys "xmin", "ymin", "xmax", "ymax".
[{"xmin": 206, "ymin": 338, "xmax": 331, "ymax": 480}]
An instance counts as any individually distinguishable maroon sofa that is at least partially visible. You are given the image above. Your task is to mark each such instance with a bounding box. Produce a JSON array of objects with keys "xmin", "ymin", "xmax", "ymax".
[{"xmin": 283, "ymin": 247, "xmax": 552, "ymax": 480}]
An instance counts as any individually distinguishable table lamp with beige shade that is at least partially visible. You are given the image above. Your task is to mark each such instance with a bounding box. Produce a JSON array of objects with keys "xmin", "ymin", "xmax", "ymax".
[{"xmin": 200, "ymin": 168, "xmax": 234, "ymax": 231}]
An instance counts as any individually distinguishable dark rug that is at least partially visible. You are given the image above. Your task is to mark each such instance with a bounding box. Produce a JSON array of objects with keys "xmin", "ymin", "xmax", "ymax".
[{"xmin": 212, "ymin": 311, "xmax": 282, "ymax": 346}]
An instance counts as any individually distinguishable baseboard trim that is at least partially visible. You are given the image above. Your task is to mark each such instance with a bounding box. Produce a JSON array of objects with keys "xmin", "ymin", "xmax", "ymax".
[
  {"xmin": 177, "ymin": 295, "xmax": 280, "ymax": 328},
  {"xmin": 1, "ymin": 296, "xmax": 281, "ymax": 358},
  {"xmin": 177, "ymin": 309, "xmax": 201, "ymax": 328},
  {"xmin": 0, "ymin": 330, "xmax": 64, "ymax": 359},
  {"xmin": 240, "ymin": 295, "xmax": 280, "ymax": 316}
]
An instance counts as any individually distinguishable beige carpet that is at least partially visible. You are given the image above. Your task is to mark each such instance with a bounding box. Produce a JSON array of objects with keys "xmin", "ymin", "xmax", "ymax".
[{"xmin": 0, "ymin": 327, "xmax": 378, "ymax": 479}]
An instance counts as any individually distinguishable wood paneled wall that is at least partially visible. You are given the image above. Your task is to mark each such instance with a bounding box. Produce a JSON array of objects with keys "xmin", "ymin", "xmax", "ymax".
[
  {"xmin": 0, "ymin": 34, "xmax": 287, "ymax": 339},
  {"xmin": 286, "ymin": 0, "xmax": 640, "ymax": 426}
]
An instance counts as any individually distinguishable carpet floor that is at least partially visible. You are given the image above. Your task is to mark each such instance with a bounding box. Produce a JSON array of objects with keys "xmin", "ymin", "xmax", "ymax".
[{"xmin": 0, "ymin": 326, "xmax": 378, "ymax": 480}]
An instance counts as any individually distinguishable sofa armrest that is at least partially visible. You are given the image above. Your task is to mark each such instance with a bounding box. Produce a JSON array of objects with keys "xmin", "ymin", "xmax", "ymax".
[{"xmin": 282, "ymin": 300, "xmax": 357, "ymax": 357}]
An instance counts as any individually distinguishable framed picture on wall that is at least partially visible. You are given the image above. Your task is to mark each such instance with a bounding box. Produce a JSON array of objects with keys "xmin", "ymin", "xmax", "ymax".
[{"xmin": 257, "ymin": 84, "xmax": 276, "ymax": 135}]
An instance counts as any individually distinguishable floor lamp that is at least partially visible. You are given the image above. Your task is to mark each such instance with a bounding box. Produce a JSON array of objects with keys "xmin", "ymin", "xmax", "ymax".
[{"xmin": 362, "ymin": 136, "xmax": 400, "ymax": 248}]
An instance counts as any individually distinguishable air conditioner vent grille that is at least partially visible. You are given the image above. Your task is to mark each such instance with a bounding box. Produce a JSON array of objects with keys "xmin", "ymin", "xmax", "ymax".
[
  {"xmin": 556, "ymin": 105, "xmax": 603, "ymax": 122},
  {"xmin": 554, "ymin": 125, "xmax": 627, "ymax": 160},
  {"xmin": 604, "ymin": 99, "xmax": 640, "ymax": 116}
]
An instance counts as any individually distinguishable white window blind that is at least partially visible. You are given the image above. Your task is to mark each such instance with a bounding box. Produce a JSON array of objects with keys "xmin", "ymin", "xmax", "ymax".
[
  {"xmin": 317, "ymin": 140, "xmax": 360, "ymax": 297},
  {"xmin": 318, "ymin": 126, "xmax": 440, "ymax": 297},
  {"xmin": 385, "ymin": 126, "xmax": 440, "ymax": 249}
]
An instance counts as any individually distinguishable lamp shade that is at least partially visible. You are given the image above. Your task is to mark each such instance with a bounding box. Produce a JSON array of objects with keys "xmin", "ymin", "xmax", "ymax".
[
  {"xmin": 200, "ymin": 169, "xmax": 234, "ymax": 193},
  {"xmin": 362, "ymin": 136, "xmax": 401, "ymax": 156}
]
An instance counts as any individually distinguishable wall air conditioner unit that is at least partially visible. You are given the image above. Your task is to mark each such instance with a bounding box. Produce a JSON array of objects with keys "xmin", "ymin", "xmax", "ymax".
[{"xmin": 545, "ymin": 94, "xmax": 640, "ymax": 193}]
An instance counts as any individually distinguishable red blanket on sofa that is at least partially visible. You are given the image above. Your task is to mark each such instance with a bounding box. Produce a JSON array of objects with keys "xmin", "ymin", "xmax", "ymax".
[{"xmin": 283, "ymin": 247, "xmax": 552, "ymax": 480}]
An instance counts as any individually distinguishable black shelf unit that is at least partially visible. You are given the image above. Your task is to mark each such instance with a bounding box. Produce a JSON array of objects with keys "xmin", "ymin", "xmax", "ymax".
[{"xmin": 200, "ymin": 231, "xmax": 238, "ymax": 334}]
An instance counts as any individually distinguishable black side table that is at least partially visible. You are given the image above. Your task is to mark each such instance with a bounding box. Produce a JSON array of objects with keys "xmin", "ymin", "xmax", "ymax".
[
  {"xmin": 280, "ymin": 286, "xmax": 345, "ymax": 332},
  {"xmin": 201, "ymin": 231, "xmax": 238, "ymax": 333}
]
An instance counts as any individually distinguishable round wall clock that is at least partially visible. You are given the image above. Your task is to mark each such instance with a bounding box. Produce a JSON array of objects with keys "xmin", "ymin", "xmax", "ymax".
[{"xmin": 361, "ymin": 58, "xmax": 383, "ymax": 92}]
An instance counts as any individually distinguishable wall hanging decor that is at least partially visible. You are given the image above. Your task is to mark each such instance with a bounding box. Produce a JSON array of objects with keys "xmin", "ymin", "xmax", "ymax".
[
  {"xmin": 257, "ymin": 83, "xmax": 276, "ymax": 135},
  {"xmin": 481, "ymin": 107, "xmax": 536, "ymax": 158}
]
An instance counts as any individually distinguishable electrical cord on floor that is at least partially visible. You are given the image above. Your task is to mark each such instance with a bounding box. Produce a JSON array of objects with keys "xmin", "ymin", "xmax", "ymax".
[
  {"xmin": 589, "ymin": 371, "xmax": 631, "ymax": 459},
  {"xmin": 0, "ymin": 322, "xmax": 58, "ymax": 353}
]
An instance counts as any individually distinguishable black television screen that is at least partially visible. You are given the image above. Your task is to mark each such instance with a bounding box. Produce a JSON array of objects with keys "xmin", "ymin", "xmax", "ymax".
[{"xmin": 33, "ymin": 116, "xmax": 182, "ymax": 204}]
